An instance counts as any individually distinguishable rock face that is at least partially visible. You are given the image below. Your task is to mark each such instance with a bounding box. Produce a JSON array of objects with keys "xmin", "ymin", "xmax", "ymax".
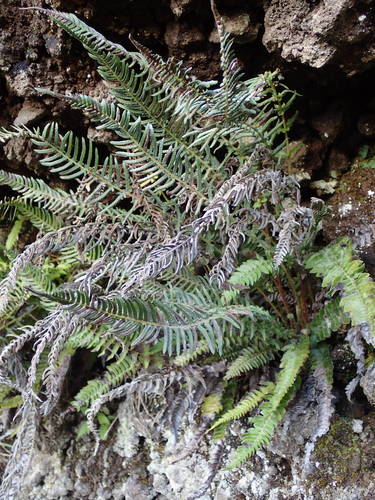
[
  {"xmin": 263, "ymin": 0, "xmax": 375, "ymax": 73},
  {"xmin": 17, "ymin": 400, "xmax": 375, "ymax": 499}
]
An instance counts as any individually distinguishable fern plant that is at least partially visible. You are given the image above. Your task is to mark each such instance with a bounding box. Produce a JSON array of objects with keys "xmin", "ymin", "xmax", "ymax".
[{"xmin": 0, "ymin": 3, "xmax": 373, "ymax": 498}]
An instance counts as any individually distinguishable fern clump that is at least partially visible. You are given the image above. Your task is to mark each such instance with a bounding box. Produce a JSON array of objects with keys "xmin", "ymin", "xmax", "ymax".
[{"xmin": 0, "ymin": 3, "xmax": 374, "ymax": 498}]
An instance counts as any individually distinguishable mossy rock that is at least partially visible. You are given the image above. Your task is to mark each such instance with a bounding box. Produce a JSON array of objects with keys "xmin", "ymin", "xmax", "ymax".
[{"xmin": 307, "ymin": 414, "xmax": 375, "ymax": 489}]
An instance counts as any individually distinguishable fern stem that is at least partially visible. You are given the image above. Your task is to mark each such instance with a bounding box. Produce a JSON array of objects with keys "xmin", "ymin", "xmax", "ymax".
[
  {"xmin": 298, "ymin": 276, "xmax": 310, "ymax": 327},
  {"xmin": 267, "ymin": 77, "xmax": 292, "ymax": 174},
  {"xmin": 273, "ymin": 275, "xmax": 297, "ymax": 330},
  {"xmin": 255, "ymin": 286, "xmax": 287, "ymax": 327}
]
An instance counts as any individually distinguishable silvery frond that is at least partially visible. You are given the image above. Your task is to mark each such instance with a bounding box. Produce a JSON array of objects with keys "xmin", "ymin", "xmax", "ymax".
[
  {"xmin": 273, "ymin": 206, "xmax": 313, "ymax": 267},
  {"xmin": 119, "ymin": 230, "xmax": 203, "ymax": 292},
  {"xmin": 86, "ymin": 371, "xmax": 171, "ymax": 452},
  {"xmin": 345, "ymin": 325, "xmax": 366, "ymax": 401},
  {"xmin": 86, "ymin": 365, "xmax": 219, "ymax": 453},
  {"xmin": 0, "ymin": 327, "xmax": 36, "ymax": 370},
  {"xmin": 352, "ymin": 223, "xmax": 375, "ymax": 248},
  {"xmin": 357, "ymin": 322, "xmax": 375, "ymax": 348},
  {"xmin": 303, "ymin": 347, "xmax": 334, "ymax": 475},
  {"xmin": 119, "ymin": 167, "xmax": 298, "ymax": 292},
  {"xmin": 0, "ymin": 222, "xmax": 132, "ymax": 314},
  {"xmin": 40, "ymin": 354, "xmax": 71, "ymax": 417},
  {"xmin": 209, "ymin": 218, "xmax": 248, "ymax": 286},
  {"xmin": 25, "ymin": 310, "xmax": 75, "ymax": 401},
  {"xmin": 39, "ymin": 314, "xmax": 81, "ymax": 415},
  {"xmin": 0, "ymin": 401, "xmax": 38, "ymax": 500}
]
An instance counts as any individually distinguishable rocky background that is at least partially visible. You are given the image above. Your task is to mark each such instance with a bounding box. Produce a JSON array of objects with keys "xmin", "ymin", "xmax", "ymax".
[{"xmin": 1, "ymin": 0, "xmax": 375, "ymax": 499}]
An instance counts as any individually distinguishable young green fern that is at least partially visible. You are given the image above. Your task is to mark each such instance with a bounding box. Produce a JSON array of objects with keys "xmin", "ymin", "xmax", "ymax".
[{"xmin": 306, "ymin": 237, "xmax": 375, "ymax": 338}]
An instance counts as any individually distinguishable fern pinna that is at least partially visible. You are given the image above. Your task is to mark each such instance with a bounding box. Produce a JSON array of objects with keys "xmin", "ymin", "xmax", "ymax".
[{"xmin": 0, "ymin": 3, "xmax": 374, "ymax": 498}]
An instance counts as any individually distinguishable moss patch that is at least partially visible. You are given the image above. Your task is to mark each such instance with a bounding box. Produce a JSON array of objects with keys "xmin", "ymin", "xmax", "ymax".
[{"xmin": 307, "ymin": 414, "xmax": 375, "ymax": 489}]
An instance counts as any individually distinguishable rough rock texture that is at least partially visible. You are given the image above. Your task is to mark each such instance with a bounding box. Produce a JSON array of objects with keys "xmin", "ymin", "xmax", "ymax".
[
  {"xmin": 17, "ymin": 399, "xmax": 375, "ymax": 499},
  {"xmin": 322, "ymin": 166, "xmax": 375, "ymax": 268},
  {"xmin": 361, "ymin": 363, "xmax": 375, "ymax": 405},
  {"xmin": 263, "ymin": 0, "xmax": 375, "ymax": 74}
]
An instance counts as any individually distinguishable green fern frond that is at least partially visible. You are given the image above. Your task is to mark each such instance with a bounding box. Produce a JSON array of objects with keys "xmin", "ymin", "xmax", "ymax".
[
  {"xmin": 3, "ymin": 200, "xmax": 63, "ymax": 232},
  {"xmin": 174, "ymin": 316, "xmax": 285, "ymax": 367},
  {"xmin": 5, "ymin": 219, "xmax": 24, "ymax": 251},
  {"xmin": 19, "ymin": 264, "xmax": 57, "ymax": 297},
  {"xmin": 28, "ymin": 286, "xmax": 267, "ymax": 355},
  {"xmin": 129, "ymin": 35, "xmax": 212, "ymax": 122},
  {"xmin": 0, "ymin": 123, "xmax": 137, "ymax": 215},
  {"xmin": 67, "ymin": 325, "xmax": 123, "ymax": 359},
  {"xmin": 72, "ymin": 352, "xmax": 138, "ymax": 410},
  {"xmin": 228, "ymin": 338, "xmax": 307, "ymax": 467},
  {"xmin": 173, "ymin": 342, "xmax": 211, "ymax": 366},
  {"xmin": 307, "ymin": 298, "xmax": 349, "ymax": 344},
  {"xmin": 228, "ymin": 382, "xmax": 297, "ymax": 468},
  {"xmin": 200, "ymin": 393, "xmax": 223, "ymax": 416},
  {"xmin": 33, "ymin": 15, "xmax": 223, "ymax": 191},
  {"xmin": 227, "ymin": 335, "xmax": 308, "ymax": 466},
  {"xmin": 269, "ymin": 336, "xmax": 309, "ymax": 411},
  {"xmin": 210, "ymin": 382, "xmax": 274, "ymax": 431},
  {"xmin": 224, "ymin": 347, "xmax": 276, "ymax": 379},
  {"xmin": 0, "ymin": 169, "xmax": 79, "ymax": 218},
  {"xmin": 306, "ymin": 238, "xmax": 375, "ymax": 335},
  {"xmin": 223, "ymin": 254, "xmax": 274, "ymax": 302},
  {"xmin": 210, "ymin": 382, "xmax": 237, "ymax": 441},
  {"xmin": 43, "ymin": 91, "xmax": 218, "ymax": 203}
]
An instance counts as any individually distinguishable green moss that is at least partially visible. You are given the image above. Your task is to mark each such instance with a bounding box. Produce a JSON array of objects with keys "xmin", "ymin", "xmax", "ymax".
[{"xmin": 306, "ymin": 415, "xmax": 375, "ymax": 489}]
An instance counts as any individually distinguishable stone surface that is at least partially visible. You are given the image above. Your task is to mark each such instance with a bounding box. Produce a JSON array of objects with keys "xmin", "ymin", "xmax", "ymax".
[
  {"xmin": 263, "ymin": 0, "xmax": 375, "ymax": 73},
  {"xmin": 17, "ymin": 402, "xmax": 375, "ymax": 499},
  {"xmin": 360, "ymin": 363, "xmax": 375, "ymax": 405},
  {"xmin": 323, "ymin": 166, "xmax": 375, "ymax": 250},
  {"xmin": 210, "ymin": 13, "xmax": 260, "ymax": 44},
  {"xmin": 14, "ymin": 101, "xmax": 47, "ymax": 127}
]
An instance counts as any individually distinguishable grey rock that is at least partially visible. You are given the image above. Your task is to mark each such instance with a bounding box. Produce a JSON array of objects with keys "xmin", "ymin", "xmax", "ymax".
[
  {"xmin": 3, "ymin": 136, "xmax": 34, "ymax": 166},
  {"xmin": 164, "ymin": 21, "xmax": 205, "ymax": 49},
  {"xmin": 263, "ymin": 0, "xmax": 375, "ymax": 72},
  {"xmin": 113, "ymin": 403, "xmax": 141, "ymax": 458},
  {"xmin": 360, "ymin": 362, "xmax": 375, "ymax": 404},
  {"xmin": 43, "ymin": 35, "xmax": 63, "ymax": 57},
  {"xmin": 14, "ymin": 101, "xmax": 47, "ymax": 127},
  {"xmin": 210, "ymin": 13, "xmax": 260, "ymax": 44},
  {"xmin": 16, "ymin": 395, "xmax": 375, "ymax": 500}
]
